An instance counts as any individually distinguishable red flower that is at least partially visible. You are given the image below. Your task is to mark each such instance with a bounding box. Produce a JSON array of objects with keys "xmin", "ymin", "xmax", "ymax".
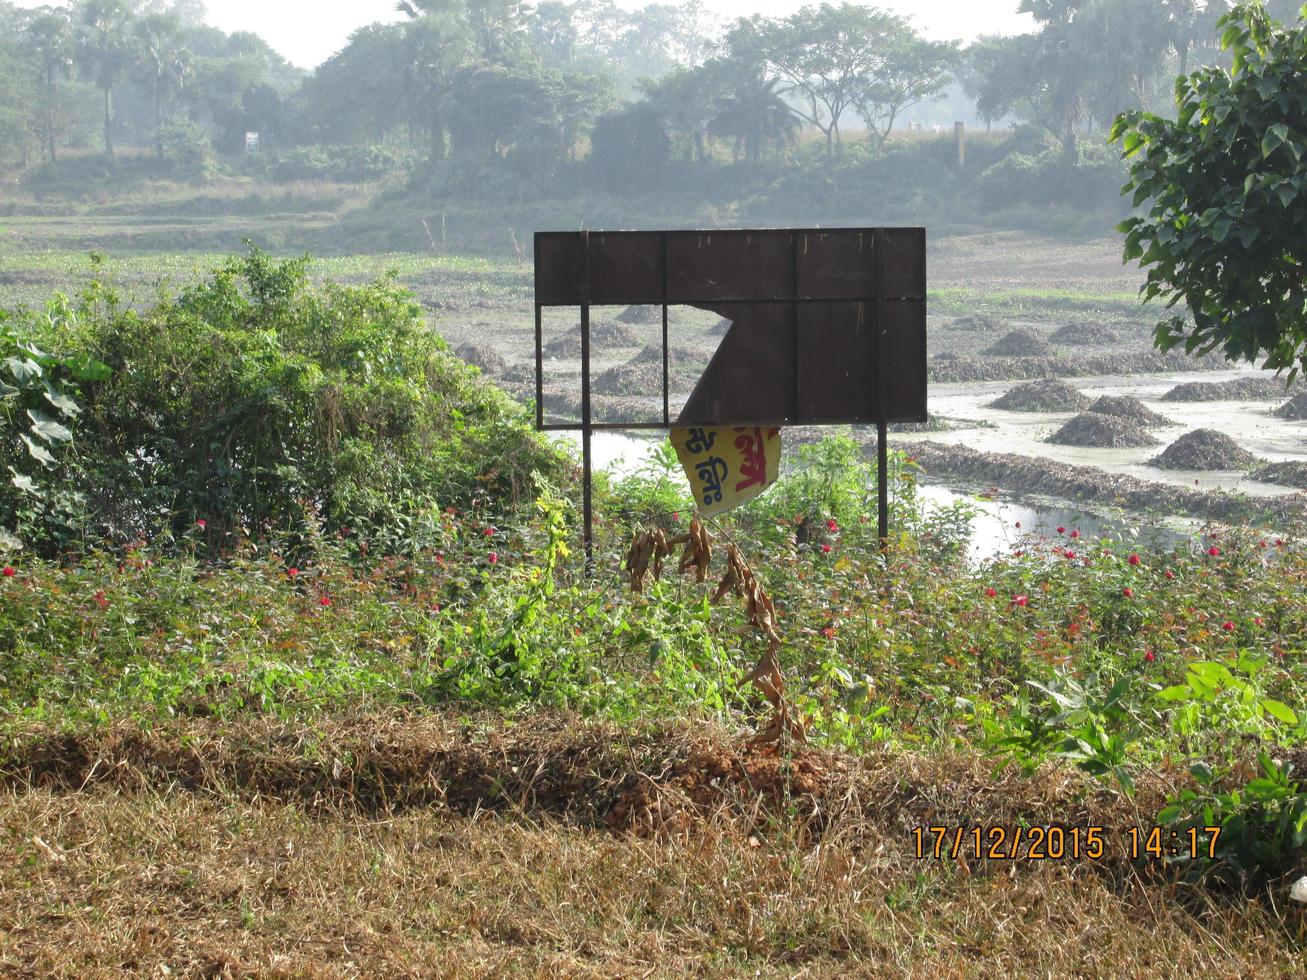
[
  {"xmin": 1128, "ymin": 553, "xmax": 1141, "ymax": 566},
  {"xmin": 672, "ymin": 512, "xmax": 680, "ymax": 522},
  {"xmin": 1070, "ymin": 529, "xmax": 1080, "ymax": 539},
  {"xmin": 1, "ymin": 566, "xmax": 13, "ymax": 578},
  {"xmin": 287, "ymin": 567, "xmax": 299, "ymax": 578},
  {"xmin": 1122, "ymin": 587, "xmax": 1134, "ymax": 598},
  {"xmin": 1254, "ymin": 616, "xmax": 1265, "ymax": 627},
  {"xmin": 1222, "ymin": 620, "xmax": 1235, "ymax": 631},
  {"xmin": 1013, "ymin": 550, "xmax": 1025, "ymax": 557},
  {"xmin": 984, "ymin": 587, "xmax": 997, "ymax": 598},
  {"xmin": 488, "ymin": 552, "xmax": 499, "ymax": 565},
  {"xmin": 1011, "ymin": 594, "xmax": 1029, "ymax": 607},
  {"xmin": 1208, "ymin": 546, "xmax": 1221, "ymax": 557},
  {"xmin": 1258, "ymin": 540, "xmax": 1267, "ymax": 549},
  {"xmin": 1065, "ymin": 550, "xmax": 1076, "ymax": 560},
  {"xmin": 1144, "ymin": 651, "xmax": 1156, "ymax": 663},
  {"xmin": 1057, "ymin": 526, "xmax": 1066, "ymax": 535},
  {"xmin": 431, "ymin": 603, "xmax": 442, "ymax": 613},
  {"xmin": 196, "ymin": 519, "xmax": 206, "ymax": 530},
  {"xmin": 484, "ymin": 526, "xmax": 496, "ymax": 537},
  {"xmin": 1275, "ymin": 538, "xmax": 1284, "ymax": 547},
  {"xmin": 1014, "ymin": 521, "xmax": 1021, "ymax": 529},
  {"xmin": 319, "ymin": 595, "xmax": 331, "ymax": 607},
  {"xmin": 93, "ymin": 590, "xmax": 109, "ymax": 609},
  {"xmin": 821, "ymin": 627, "xmax": 835, "ymax": 639},
  {"xmin": 1165, "ymin": 569, "xmax": 1175, "ymax": 580}
]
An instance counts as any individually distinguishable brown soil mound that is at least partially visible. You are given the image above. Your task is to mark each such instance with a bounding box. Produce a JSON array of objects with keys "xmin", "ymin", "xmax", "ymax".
[
  {"xmin": 630, "ymin": 342, "xmax": 699, "ymax": 368},
  {"xmin": 591, "ymin": 320, "xmax": 644, "ymax": 346},
  {"xmin": 594, "ymin": 361, "xmax": 663, "ymax": 396},
  {"xmin": 501, "ymin": 361, "xmax": 536, "ymax": 384},
  {"xmin": 616, "ymin": 304, "xmax": 662, "ymax": 325},
  {"xmin": 897, "ymin": 440, "xmax": 1307, "ymax": 526},
  {"xmin": 1151, "ymin": 429, "xmax": 1260, "ymax": 470},
  {"xmin": 1084, "ymin": 396, "xmax": 1172, "ymax": 427},
  {"xmin": 454, "ymin": 343, "xmax": 506, "ymax": 375},
  {"xmin": 949, "ymin": 313, "xmax": 1004, "ymax": 331},
  {"xmin": 1251, "ymin": 461, "xmax": 1307, "ymax": 490},
  {"xmin": 1273, "ymin": 392, "xmax": 1307, "ymax": 420},
  {"xmin": 990, "ymin": 379, "xmax": 1090, "ymax": 412},
  {"xmin": 1160, "ymin": 377, "xmax": 1299, "ymax": 402},
  {"xmin": 1047, "ymin": 412, "xmax": 1159, "ymax": 448},
  {"xmin": 929, "ymin": 349, "xmax": 1228, "ymax": 384},
  {"xmin": 543, "ymin": 332, "xmax": 581, "ymax": 358},
  {"xmin": 982, "ymin": 329, "xmax": 1054, "ymax": 358},
  {"xmin": 1049, "ymin": 321, "xmax": 1121, "ymax": 346}
]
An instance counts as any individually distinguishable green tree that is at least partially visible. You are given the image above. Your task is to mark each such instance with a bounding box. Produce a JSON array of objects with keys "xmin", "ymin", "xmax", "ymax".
[
  {"xmin": 710, "ymin": 74, "xmax": 798, "ymax": 163},
  {"xmin": 132, "ymin": 12, "xmax": 193, "ymax": 158},
  {"xmin": 855, "ymin": 34, "xmax": 957, "ymax": 147},
  {"xmin": 75, "ymin": 0, "xmax": 133, "ymax": 157},
  {"xmin": 1113, "ymin": 2, "xmax": 1307, "ymax": 375},
  {"xmin": 26, "ymin": 8, "xmax": 74, "ymax": 163}
]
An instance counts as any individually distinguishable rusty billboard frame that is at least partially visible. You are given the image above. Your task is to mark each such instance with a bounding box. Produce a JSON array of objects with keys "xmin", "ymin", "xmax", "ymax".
[{"xmin": 533, "ymin": 228, "xmax": 927, "ymax": 560}]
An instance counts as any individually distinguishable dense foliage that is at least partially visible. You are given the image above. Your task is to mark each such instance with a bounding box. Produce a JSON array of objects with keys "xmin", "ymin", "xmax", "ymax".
[
  {"xmin": 0, "ymin": 250, "xmax": 566, "ymax": 556},
  {"xmin": 1115, "ymin": 2, "xmax": 1307, "ymax": 376}
]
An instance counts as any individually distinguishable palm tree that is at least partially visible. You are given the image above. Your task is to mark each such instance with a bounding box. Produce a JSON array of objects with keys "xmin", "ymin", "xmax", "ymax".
[
  {"xmin": 132, "ymin": 12, "xmax": 194, "ymax": 158},
  {"xmin": 26, "ymin": 9, "xmax": 74, "ymax": 164},
  {"xmin": 710, "ymin": 76, "xmax": 798, "ymax": 164},
  {"xmin": 76, "ymin": 0, "xmax": 133, "ymax": 157}
]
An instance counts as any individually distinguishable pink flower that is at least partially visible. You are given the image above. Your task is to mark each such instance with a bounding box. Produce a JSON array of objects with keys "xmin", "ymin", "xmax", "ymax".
[
  {"xmin": 1065, "ymin": 550, "xmax": 1076, "ymax": 560},
  {"xmin": 488, "ymin": 552, "xmax": 499, "ymax": 565},
  {"xmin": 1144, "ymin": 651, "xmax": 1156, "ymax": 663},
  {"xmin": 1014, "ymin": 521, "xmax": 1021, "ymax": 529},
  {"xmin": 672, "ymin": 512, "xmax": 680, "ymax": 522},
  {"xmin": 1070, "ymin": 529, "xmax": 1080, "ymax": 539},
  {"xmin": 1011, "ymin": 594, "xmax": 1029, "ymax": 607},
  {"xmin": 288, "ymin": 567, "xmax": 299, "ymax": 578},
  {"xmin": 196, "ymin": 519, "xmax": 206, "ymax": 530},
  {"xmin": 1254, "ymin": 616, "xmax": 1265, "ymax": 627},
  {"xmin": 319, "ymin": 595, "xmax": 331, "ymax": 607},
  {"xmin": 1, "ymin": 566, "xmax": 13, "ymax": 578},
  {"xmin": 821, "ymin": 544, "xmax": 832, "ymax": 554},
  {"xmin": 1165, "ymin": 569, "xmax": 1175, "ymax": 580},
  {"xmin": 484, "ymin": 526, "xmax": 496, "ymax": 537},
  {"xmin": 1222, "ymin": 620, "xmax": 1235, "ymax": 631},
  {"xmin": 1208, "ymin": 546, "xmax": 1221, "ymax": 557},
  {"xmin": 1128, "ymin": 553, "xmax": 1141, "ymax": 566},
  {"xmin": 984, "ymin": 587, "xmax": 997, "ymax": 598},
  {"xmin": 827, "ymin": 518, "xmax": 839, "ymax": 532},
  {"xmin": 1122, "ymin": 587, "xmax": 1133, "ymax": 598}
]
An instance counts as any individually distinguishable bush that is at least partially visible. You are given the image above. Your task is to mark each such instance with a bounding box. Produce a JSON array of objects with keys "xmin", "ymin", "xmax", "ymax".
[
  {"xmin": 157, "ymin": 119, "xmax": 215, "ymax": 180},
  {"xmin": 7, "ymin": 250, "xmax": 567, "ymax": 556},
  {"xmin": 241, "ymin": 143, "xmax": 418, "ymax": 184}
]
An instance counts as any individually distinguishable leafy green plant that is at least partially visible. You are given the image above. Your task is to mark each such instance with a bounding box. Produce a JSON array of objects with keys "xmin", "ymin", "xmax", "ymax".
[{"xmin": 1158, "ymin": 754, "xmax": 1307, "ymax": 886}]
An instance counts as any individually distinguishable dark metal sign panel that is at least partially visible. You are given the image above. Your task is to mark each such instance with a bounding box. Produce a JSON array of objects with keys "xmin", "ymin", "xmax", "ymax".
[{"xmin": 532, "ymin": 227, "xmax": 928, "ymax": 553}]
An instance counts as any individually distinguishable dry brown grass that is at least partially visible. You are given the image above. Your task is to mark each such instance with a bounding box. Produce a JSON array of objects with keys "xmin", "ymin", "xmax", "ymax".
[{"xmin": 2, "ymin": 714, "xmax": 1304, "ymax": 977}]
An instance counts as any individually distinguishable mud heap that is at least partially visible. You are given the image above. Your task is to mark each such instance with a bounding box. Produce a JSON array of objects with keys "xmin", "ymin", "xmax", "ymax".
[
  {"xmin": 1047, "ymin": 412, "xmax": 1159, "ymax": 448},
  {"xmin": 616, "ymin": 304, "xmax": 664, "ymax": 325},
  {"xmin": 501, "ymin": 361, "xmax": 536, "ymax": 384},
  {"xmin": 543, "ymin": 332, "xmax": 581, "ymax": 358},
  {"xmin": 982, "ymin": 329, "xmax": 1054, "ymax": 358},
  {"xmin": 990, "ymin": 378, "xmax": 1090, "ymax": 412},
  {"xmin": 630, "ymin": 342, "xmax": 698, "ymax": 368},
  {"xmin": 454, "ymin": 343, "xmax": 506, "ymax": 375},
  {"xmin": 1084, "ymin": 395, "xmax": 1172, "ymax": 427},
  {"xmin": 1161, "ymin": 378, "xmax": 1299, "ymax": 401},
  {"xmin": 591, "ymin": 320, "xmax": 644, "ymax": 346},
  {"xmin": 1151, "ymin": 429, "xmax": 1260, "ymax": 470},
  {"xmin": 1274, "ymin": 393, "xmax": 1307, "ymax": 420},
  {"xmin": 1049, "ymin": 321, "xmax": 1121, "ymax": 346},
  {"xmin": 950, "ymin": 313, "xmax": 1004, "ymax": 331},
  {"xmin": 594, "ymin": 361, "xmax": 663, "ymax": 396},
  {"xmin": 1252, "ymin": 461, "xmax": 1307, "ymax": 490}
]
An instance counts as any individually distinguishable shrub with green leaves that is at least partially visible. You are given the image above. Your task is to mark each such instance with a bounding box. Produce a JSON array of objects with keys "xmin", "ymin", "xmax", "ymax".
[{"xmin": 3, "ymin": 250, "xmax": 567, "ymax": 556}]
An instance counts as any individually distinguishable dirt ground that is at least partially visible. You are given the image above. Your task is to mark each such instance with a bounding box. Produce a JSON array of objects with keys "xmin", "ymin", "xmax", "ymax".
[{"xmin": 3, "ymin": 712, "xmax": 1304, "ymax": 977}]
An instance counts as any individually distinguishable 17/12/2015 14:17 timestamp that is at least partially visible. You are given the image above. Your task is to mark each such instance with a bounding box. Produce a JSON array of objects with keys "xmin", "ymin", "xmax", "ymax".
[{"xmin": 910, "ymin": 825, "xmax": 1223, "ymax": 862}]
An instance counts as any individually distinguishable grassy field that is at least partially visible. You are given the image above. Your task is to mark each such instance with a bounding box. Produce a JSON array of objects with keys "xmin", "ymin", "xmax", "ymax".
[{"xmin": 1, "ymin": 206, "xmax": 1304, "ymax": 975}]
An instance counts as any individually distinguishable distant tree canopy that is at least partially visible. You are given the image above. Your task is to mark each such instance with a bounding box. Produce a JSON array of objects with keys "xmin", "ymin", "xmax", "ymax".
[{"xmin": 1114, "ymin": 2, "xmax": 1307, "ymax": 375}]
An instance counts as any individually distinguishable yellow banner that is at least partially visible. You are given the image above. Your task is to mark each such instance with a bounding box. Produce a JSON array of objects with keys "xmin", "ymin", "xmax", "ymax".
[{"xmin": 670, "ymin": 425, "xmax": 782, "ymax": 518}]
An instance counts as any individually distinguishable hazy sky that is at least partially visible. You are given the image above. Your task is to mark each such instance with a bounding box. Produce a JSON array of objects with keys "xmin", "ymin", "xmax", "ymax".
[{"xmin": 15, "ymin": 1, "xmax": 1036, "ymax": 69}]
